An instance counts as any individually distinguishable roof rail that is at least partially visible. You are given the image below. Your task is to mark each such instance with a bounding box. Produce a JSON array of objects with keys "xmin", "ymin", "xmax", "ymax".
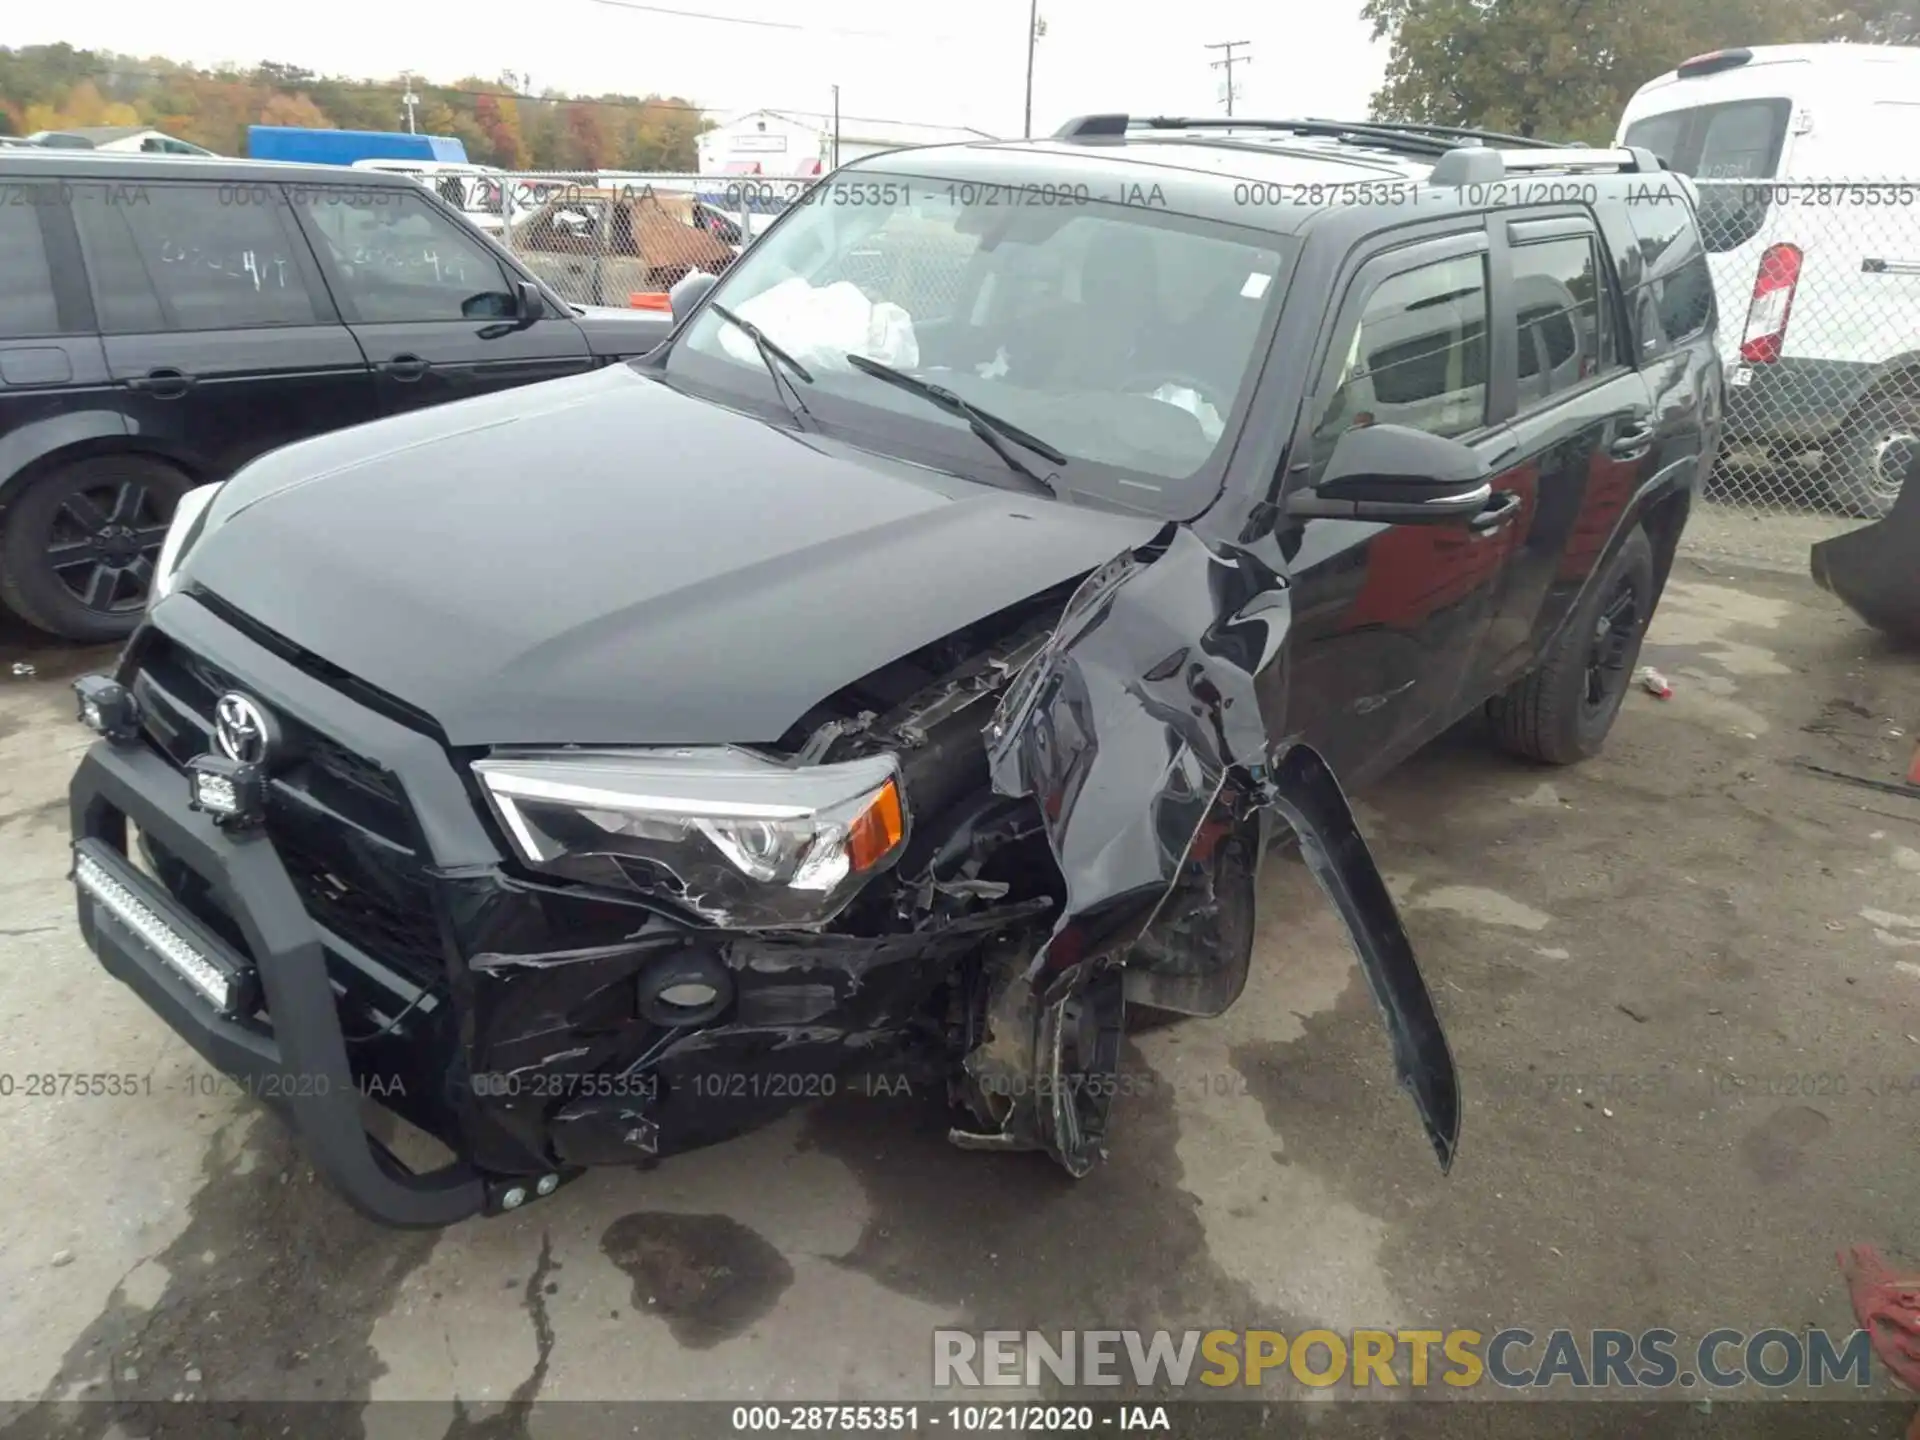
[
  {"xmin": 1054, "ymin": 115, "xmax": 1460, "ymax": 155},
  {"xmin": 1314, "ymin": 120, "xmax": 1564, "ymax": 150},
  {"xmin": 1428, "ymin": 141, "xmax": 1664, "ymax": 186},
  {"xmin": 1053, "ymin": 114, "xmax": 1129, "ymax": 139},
  {"xmin": 1049, "ymin": 114, "xmax": 1668, "ymax": 180}
]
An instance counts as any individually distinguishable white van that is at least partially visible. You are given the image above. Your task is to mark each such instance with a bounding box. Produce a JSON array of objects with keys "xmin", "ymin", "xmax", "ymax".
[
  {"xmin": 348, "ymin": 159, "xmax": 519, "ymax": 236},
  {"xmin": 1615, "ymin": 44, "xmax": 1920, "ymax": 514}
]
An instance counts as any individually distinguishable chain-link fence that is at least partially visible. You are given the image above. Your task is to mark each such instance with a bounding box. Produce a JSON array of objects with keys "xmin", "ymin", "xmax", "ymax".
[
  {"xmin": 1684, "ymin": 177, "xmax": 1920, "ymax": 567},
  {"xmin": 429, "ymin": 170, "xmax": 812, "ymax": 309}
]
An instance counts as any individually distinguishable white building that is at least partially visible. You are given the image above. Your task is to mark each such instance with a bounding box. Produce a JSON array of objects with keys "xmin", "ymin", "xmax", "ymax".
[{"xmin": 696, "ymin": 109, "xmax": 995, "ymax": 176}]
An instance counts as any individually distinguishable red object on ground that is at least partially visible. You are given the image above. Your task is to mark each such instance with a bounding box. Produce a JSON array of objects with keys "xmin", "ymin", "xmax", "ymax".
[
  {"xmin": 1838, "ymin": 1246, "xmax": 1920, "ymax": 1392},
  {"xmin": 1907, "ymin": 740, "xmax": 1919, "ymax": 787}
]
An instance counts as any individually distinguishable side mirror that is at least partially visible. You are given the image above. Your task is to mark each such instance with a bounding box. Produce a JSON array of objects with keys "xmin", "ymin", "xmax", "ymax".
[
  {"xmin": 514, "ymin": 280, "xmax": 548, "ymax": 320},
  {"xmin": 1286, "ymin": 424, "xmax": 1492, "ymax": 524},
  {"xmin": 669, "ymin": 270, "xmax": 718, "ymax": 324}
]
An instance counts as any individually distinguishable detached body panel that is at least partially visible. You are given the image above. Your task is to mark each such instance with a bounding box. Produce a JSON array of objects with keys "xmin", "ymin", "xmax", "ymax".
[{"xmin": 1810, "ymin": 461, "xmax": 1920, "ymax": 644}]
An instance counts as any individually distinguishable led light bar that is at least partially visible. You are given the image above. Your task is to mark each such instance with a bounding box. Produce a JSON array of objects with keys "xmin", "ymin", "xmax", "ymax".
[{"xmin": 75, "ymin": 852, "xmax": 236, "ymax": 1014}]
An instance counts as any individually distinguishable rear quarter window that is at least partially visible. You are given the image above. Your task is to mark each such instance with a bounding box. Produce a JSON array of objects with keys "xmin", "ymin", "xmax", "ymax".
[
  {"xmin": 0, "ymin": 193, "xmax": 63, "ymax": 338},
  {"xmin": 1623, "ymin": 190, "xmax": 1714, "ymax": 351}
]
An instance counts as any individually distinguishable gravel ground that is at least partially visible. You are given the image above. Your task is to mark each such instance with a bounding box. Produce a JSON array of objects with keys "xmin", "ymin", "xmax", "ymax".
[{"xmin": 0, "ymin": 552, "xmax": 1915, "ymax": 1438}]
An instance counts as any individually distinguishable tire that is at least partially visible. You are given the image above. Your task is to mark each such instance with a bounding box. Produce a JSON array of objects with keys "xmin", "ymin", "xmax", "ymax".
[
  {"xmin": 1486, "ymin": 526, "xmax": 1656, "ymax": 766},
  {"xmin": 1820, "ymin": 394, "xmax": 1920, "ymax": 519},
  {"xmin": 0, "ymin": 454, "xmax": 196, "ymax": 643}
]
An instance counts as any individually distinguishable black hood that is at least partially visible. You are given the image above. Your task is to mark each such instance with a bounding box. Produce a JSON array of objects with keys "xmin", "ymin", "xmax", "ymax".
[{"xmin": 179, "ymin": 364, "xmax": 1159, "ymax": 747}]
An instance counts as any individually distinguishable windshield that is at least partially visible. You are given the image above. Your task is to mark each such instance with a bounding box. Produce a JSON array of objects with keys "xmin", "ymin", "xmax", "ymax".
[{"xmin": 660, "ymin": 168, "xmax": 1295, "ymax": 519}]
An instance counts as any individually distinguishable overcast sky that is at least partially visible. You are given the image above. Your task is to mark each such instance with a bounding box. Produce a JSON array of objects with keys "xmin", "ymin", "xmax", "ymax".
[{"xmin": 13, "ymin": 0, "xmax": 1389, "ymax": 138}]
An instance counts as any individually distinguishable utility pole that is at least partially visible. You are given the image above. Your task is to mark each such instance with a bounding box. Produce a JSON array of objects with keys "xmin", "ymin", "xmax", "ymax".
[
  {"xmin": 1205, "ymin": 40, "xmax": 1250, "ymax": 117},
  {"xmin": 1023, "ymin": 1, "xmax": 1046, "ymax": 138},
  {"xmin": 401, "ymin": 73, "xmax": 420, "ymax": 134},
  {"xmin": 831, "ymin": 84, "xmax": 840, "ymax": 169}
]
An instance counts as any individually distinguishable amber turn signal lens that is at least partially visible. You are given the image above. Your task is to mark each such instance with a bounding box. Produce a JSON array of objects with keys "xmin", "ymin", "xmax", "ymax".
[
  {"xmin": 630, "ymin": 292, "xmax": 672, "ymax": 311},
  {"xmin": 846, "ymin": 779, "xmax": 905, "ymax": 872}
]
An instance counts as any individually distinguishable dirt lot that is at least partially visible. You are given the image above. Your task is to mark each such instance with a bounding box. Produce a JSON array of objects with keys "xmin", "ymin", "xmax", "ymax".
[{"xmin": 0, "ymin": 550, "xmax": 1916, "ymax": 1436}]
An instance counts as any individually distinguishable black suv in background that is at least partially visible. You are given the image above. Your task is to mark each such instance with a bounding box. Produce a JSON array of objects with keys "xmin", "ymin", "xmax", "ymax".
[
  {"xmin": 0, "ymin": 152, "xmax": 678, "ymax": 641},
  {"xmin": 66, "ymin": 117, "xmax": 1719, "ymax": 1227}
]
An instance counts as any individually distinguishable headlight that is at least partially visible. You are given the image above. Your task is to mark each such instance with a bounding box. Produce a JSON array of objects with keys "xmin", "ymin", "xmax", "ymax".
[
  {"xmin": 472, "ymin": 746, "xmax": 909, "ymax": 929},
  {"xmin": 150, "ymin": 481, "xmax": 225, "ymax": 606}
]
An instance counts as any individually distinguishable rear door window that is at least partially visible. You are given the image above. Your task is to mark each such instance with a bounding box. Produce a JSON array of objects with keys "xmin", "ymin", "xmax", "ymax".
[
  {"xmin": 1624, "ymin": 98, "xmax": 1790, "ymax": 252},
  {"xmin": 1511, "ymin": 234, "xmax": 1613, "ymax": 410},
  {"xmin": 72, "ymin": 181, "xmax": 322, "ymax": 332},
  {"xmin": 1621, "ymin": 111, "xmax": 1685, "ymax": 167}
]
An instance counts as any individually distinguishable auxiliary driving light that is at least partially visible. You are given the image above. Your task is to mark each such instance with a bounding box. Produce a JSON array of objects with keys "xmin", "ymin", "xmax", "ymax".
[
  {"xmin": 72, "ymin": 674, "xmax": 141, "ymax": 743},
  {"xmin": 187, "ymin": 754, "xmax": 267, "ymax": 829}
]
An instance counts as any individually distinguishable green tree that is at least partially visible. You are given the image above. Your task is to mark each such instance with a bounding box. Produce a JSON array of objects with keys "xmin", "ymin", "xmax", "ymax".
[
  {"xmin": 1361, "ymin": 0, "xmax": 1836, "ymax": 143},
  {"xmin": 1825, "ymin": 0, "xmax": 1920, "ymax": 42}
]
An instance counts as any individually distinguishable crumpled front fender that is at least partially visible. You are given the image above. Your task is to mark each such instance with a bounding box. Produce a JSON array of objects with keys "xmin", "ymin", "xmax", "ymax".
[{"xmin": 982, "ymin": 524, "xmax": 1461, "ymax": 1173}]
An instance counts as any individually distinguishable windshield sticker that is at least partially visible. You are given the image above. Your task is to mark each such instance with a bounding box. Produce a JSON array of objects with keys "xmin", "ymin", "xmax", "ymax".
[{"xmin": 1241, "ymin": 272, "xmax": 1273, "ymax": 299}]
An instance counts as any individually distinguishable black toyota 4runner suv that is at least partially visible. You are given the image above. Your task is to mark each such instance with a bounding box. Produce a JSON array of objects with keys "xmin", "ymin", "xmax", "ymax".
[{"xmin": 66, "ymin": 116, "xmax": 1720, "ymax": 1227}]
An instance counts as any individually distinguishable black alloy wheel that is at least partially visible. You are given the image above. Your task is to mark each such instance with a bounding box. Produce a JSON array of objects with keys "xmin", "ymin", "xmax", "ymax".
[
  {"xmin": 0, "ymin": 455, "xmax": 194, "ymax": 642},
  {"xmin": 1583, "ymin": 581, "xmax": 1641, "ymax": 720}
]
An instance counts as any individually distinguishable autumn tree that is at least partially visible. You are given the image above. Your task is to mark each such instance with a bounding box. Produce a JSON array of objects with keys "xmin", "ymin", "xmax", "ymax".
[
  {"xmin": 1361, "ymin": 0, "xmax": 1839, "ymax": 143},
  {"xmin": 458, "ymin": 77, "xmax": 527, "ymax": 168},
  {"xmin": 257, "ymin": 91, "xmax": 331, "ymax": 129},
  {"xmin": 558, "ymin": 101, "xmax": 609, "ymax": 169},
  {"xmin": 0, "ymin": 45, "xmax": 713, "ymax": 170}
]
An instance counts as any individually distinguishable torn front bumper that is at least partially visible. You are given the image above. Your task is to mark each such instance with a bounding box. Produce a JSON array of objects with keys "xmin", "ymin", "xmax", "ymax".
[
  {"xmin": 69, "ymin": 728, "xmax": 1028, "ymax": 1220},
  {"xmin": 65, "ymin": 597, "xmax": 1027, "ymax": 1226}
]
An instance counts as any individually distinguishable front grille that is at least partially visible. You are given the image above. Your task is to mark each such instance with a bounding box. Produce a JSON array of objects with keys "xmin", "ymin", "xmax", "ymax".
[
  {"xmin": 135, "ymin": 638, "xmax": 413, "ymax": 845},
  {"xmin": 129, "ymin": 631, "xmax": 447, "ymax": 990},
  {"xmin": 271, "ymin": 829, "xmax": 446, "ymax": 978}
]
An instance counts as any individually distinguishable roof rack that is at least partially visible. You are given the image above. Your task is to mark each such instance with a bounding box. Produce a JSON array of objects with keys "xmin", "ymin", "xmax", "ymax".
[
  {"xmin": 1051, "ymin": 114, "xmax": 1664, "ymax": 180},
  {"xmin": 1054, "ymin": 115, "xmax": 1456, "ymax": 154},
  {"xmin": 1427, "ymin": 141, "xmax": 1664, "ymax": 184},
  {"xmin": 1317, "ymin": 120, "xmax": 1564, "ymax": 150}
]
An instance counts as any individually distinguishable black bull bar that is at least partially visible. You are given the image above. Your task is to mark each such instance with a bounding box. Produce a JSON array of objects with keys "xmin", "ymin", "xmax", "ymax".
[{"xmin": 69, "ymin": 736, "xmax": 487, "ymax": 1228}]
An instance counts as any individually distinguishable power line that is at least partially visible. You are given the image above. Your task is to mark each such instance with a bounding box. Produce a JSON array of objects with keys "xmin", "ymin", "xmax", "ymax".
[
  {"xmin": 581, "ymin": 0, "xmax": 910, "ymax": 39},
  {"xmin": 579, "ymin": 0, "xmax": 974, "ymax": 43},
  {"xmin": 1205, "ymin": 39, "xmax": 1251, "ymax": 118}
]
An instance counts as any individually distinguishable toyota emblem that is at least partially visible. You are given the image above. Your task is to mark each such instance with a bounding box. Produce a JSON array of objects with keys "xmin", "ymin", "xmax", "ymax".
[{"xmin": 213, "ymin": 692, "xmax": 277, "ymax": 766}]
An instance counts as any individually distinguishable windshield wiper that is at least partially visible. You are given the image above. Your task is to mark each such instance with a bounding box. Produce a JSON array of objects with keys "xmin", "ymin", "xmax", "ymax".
[
  {"xmin": 844, "ymin": 353, "xmax": 1065, "ymax": 494},
  {"xmin": 711, "ymin": 302, "xmax": 816, "ymax": 430}
]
